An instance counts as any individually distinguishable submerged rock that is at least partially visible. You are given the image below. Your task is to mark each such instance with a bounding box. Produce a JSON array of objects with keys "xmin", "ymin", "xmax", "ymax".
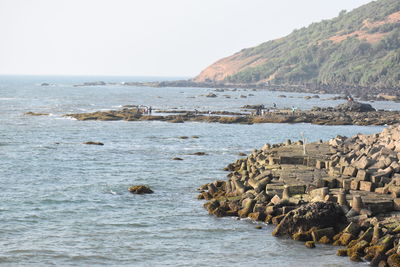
[
  {"xmin": 83, "ymin": 141, "xmax": 104, "ymax": 145},
  {"xmin": 305, "ymin": 241, "xmax": 316, "ymax": 248},
  {"xmin": 205, "ymin": 93, "xmax": 217, "ymax": 98},
  {"xmin": 25, "ymin": 112, "xmax": 49, "ymax": 116},
  {"xmin": 128, "ymin": 185, "xmax": 153, "ymax": 194},
  {"xmin": 190, "ymin": 152, "xmax": 207, "ymax": 156}
]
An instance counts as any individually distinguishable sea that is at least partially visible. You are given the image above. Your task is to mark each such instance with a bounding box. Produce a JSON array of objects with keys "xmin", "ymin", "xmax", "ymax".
[{"xmin": 1, "ymin": 75, "xmax": 399, "ymax": 266}]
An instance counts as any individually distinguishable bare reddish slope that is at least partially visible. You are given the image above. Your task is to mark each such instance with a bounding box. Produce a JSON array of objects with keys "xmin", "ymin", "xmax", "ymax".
[{"xmin": 194, "ymin": 52, "xmax": 267, "ymax": 83}]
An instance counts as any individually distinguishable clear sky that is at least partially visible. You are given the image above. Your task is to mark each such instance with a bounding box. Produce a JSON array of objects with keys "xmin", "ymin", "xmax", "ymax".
[{"xmin": 0, "ymin": 0, "xmax": 373, "ymax": 77}]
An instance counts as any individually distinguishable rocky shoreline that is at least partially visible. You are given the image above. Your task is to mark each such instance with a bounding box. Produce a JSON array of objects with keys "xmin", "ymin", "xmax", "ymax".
[
  {"xmin": 198, "ymin": 125, "xmax": 400, "ymax": 266},
  {"xmin": 63, "ymin": 101, "xmax": 400, "ymax": 126},
  {"xmin": 70, "ymin": 80, "xmax": 400, "ymax": 102}
]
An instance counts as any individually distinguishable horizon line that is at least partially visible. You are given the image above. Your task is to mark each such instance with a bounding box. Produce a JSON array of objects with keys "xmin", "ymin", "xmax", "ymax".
[{"xmin": 0, "ymin": 73, "xmax": 192, "ymax": 78}]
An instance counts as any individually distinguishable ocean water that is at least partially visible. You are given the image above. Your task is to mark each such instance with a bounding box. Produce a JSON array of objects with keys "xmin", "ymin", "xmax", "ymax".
[{"xmin": 1, "ymin": 75, "xmax": 399, "ymax": 266}]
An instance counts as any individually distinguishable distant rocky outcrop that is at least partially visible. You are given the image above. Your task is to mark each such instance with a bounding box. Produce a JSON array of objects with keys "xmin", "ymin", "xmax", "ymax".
[
  {"xmin": 65, "ymin": 105, "xmax": 400, "ymax": 126},
  {"xmin": 74, "ymin": 81, "xmax": 106, "ymax": 87}
]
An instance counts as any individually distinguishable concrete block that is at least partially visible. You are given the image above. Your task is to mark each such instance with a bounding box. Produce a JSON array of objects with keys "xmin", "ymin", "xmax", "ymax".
[
  {"xmin": 342, "ymin": 179, "xmax": 352, "ymax": 191},
  {"xmin": 286, "ymin": 184, "xmax": 306, "ymax": 195},
  {"xmin": 393, "ymin": 198, "xmax": 400, "ymax": 211},
  {"xmin": 343, "ymin": 166, "xmax": 357, "ymax": 177},
  {"xmin": 356, "ymin": 169, "xmax": 370, "ymax": 181},
  {"xmin": 375, "ymin": 187, "xmax": 389, "ymax": 194},
  {"xmin": 359, "ymin": 181, "xmax": 375, "ymax": 192},
  {"xmin": 328, "ymin": 167, "xmax": 341, "ymax": 176},
  {"xmin": 316, "ymin": 160, "xmax": 326, "ymax": 169},
  {"xmin": 323, "ymin": 177, "xmax": 338, "ymax": 189},
  {"xmin": 350, "ymin": 179, "xmax": 360, "ymax": 190}
]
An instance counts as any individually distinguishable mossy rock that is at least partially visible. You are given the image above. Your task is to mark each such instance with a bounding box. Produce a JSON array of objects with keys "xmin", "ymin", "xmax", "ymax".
[
  {"xmin": 339, "ymin": 233, "xmax": 355, "ymax": 246},
  {"xmin": 333, "ymin": 233, "xmax": 342, "ymax": 241},
  {"xmin": 318, "ymin": 236, "xmax": 331, "ymax": 244},
  {"xmin": 349, "ymin": 252, "xmax": 363, "ymax": 262},
  {"xmin": 337, "ymin": 249, "xmax": 348, "ymax": 257},
  {"xmin": 305, "ymin": 241, "xmax": 316, "ymax": 248},
  {"xmin": 347, "ymin": 240, "xmax": 370, "ymax": 261},
  {"xmin": 128, "ymin": 185, "xmax": 154, "ymax": 194},
  {"xmin": 265, "ymin": 215, "xmax": 273, "ymax": 224},
  {"xmin": 248, "ymin": 212, "xmax": 266, "ymax": 222},
  {"xmin": 347, "ymin": 240, "xmax": 358, "ymax": 248},
  {"xmin": 387, "ymin": 254, "xmax": 400, "ymax": 267},
  {"xmin": 211, "ymin": 207, "xmax": 227, "ymax": 217},
  {"xmin": 292, "ymin": 232, "xmax": 312, "ymax": 242}
]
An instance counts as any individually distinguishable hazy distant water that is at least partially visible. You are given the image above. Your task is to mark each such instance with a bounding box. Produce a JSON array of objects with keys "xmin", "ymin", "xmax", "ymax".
[{"xmin": 1, "ymin": 75, "xmax": 398, "ymax": 266}]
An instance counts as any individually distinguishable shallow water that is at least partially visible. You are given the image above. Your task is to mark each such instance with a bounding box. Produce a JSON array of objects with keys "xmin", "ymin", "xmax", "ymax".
[{"xmin": 1, "ymin": 75, "xmax": 398, "ymax": 266}]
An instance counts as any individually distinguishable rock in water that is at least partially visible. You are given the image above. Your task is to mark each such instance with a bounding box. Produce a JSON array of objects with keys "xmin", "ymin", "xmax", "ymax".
[
  {"xmin": 128, "ymin": 185, "xmax": 153, "ymax": 194},
  {"xmin": 83, "ymin": 141, "xmax": 104, "ymax": 145},
  {"xmin": 305, "ymin": 241, "xmax": 316, "ymax": 248},
  {"xmin": 205, "ymin": 93, "xmax": 217, "ymax": 98},
  {"xmin": 335, "ymin": 101, "xmax": 375, "ymax": 112},
  {"xmin": 272, "ymin": 202, "xmax": 346, "ymax": 237},
  {"xmin": 25, "ymin": 112, "xmax": 49, "ymax": 116}
]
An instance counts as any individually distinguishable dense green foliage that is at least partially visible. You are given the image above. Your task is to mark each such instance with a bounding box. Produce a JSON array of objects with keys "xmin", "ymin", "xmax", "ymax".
[{"xmin": 225, "ymin": 0, "xmax": 400, "ymax": 88}]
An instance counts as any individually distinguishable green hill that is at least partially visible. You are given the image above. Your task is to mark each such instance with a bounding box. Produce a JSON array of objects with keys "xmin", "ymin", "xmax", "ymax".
[{"xmin": 194, "ymin": 0, "xmax": 400, "ymax": 91}]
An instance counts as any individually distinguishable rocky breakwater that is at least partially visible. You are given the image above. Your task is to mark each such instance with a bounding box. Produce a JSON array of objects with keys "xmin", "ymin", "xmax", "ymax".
[{"xmin": 198, "ymin": 125, "xmax": 400, "ymax": 266}]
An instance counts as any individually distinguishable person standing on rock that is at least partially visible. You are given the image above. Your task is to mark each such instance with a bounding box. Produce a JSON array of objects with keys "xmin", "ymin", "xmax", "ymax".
[{"xmin": 291, "ymin": 106, "xmax": 296, "ymax": 115}]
